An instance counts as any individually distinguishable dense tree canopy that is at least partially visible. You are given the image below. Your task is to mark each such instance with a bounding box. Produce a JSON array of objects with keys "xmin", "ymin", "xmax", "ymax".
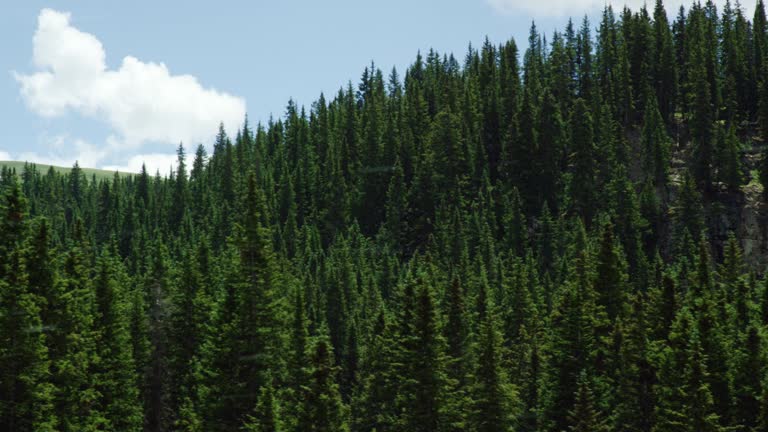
[{"xmin": 3, "ymin": 1, "xmax": 768, "ymax": 431}]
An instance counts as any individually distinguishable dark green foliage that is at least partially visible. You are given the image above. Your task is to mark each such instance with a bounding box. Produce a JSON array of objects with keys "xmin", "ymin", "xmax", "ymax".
[
  {"xmin": 673, "ymin": 172, "xmax": 706, "ymax": 249},
  {"xmin": 93, "ymin": 254, "xmax": 143, "ymax": 431},
  {"xmin": 402, "ymin": 274, "xmax": 448, "ymax": 432},
  {"xmin": 3, "ymin": 2, "xmax": 768, "ymax": 430},
  {"xmin": 472, "ymin": 306, "xmax": 515, "ymax": 432},
  {"xmin": 54, "ymin": 226, "xmax": 104, "ymax": 432},
  {"xmin": 642, "ymin": 94, "xmax": 671, "ymax": 187},
  {"xmin": 594, "ymin": 222, "xmax": 626, "ymax": 322},
  {"xmin": 299, "ymin": 337, "xmax": 349, "ymax": 432},
  {"xmin": 244, "ymin": 383, "xmax": 281, "ymax": 432},
  {"xmin": 0, "ymin": 185, "xmax": 57, "ymax": 432},
  {"xmin": 210, "ymin": 174, "xmax": 286, "ymax": 430},
  {"xmin": 717, "ymin": 123, "xmax": 743, "ymax": 192},
  {"xmin": 569, "ymin": 98, "xmax": 597, "ymax": 223},
  {"xmin": 568, "ymin": 371, "xmax": 608, "ymax": 432},
  {"xmin": 653, "ymin": 0, "xmax": 678, "ymax": 125}
]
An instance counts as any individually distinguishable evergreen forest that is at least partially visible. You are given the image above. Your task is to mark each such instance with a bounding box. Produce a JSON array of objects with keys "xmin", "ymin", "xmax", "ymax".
[{"xmin": 5, "ymin": 0, "xmax": 768, "ymax": 430}]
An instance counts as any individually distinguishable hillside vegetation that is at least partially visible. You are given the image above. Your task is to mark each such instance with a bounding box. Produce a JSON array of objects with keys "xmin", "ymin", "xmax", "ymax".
[
  {"xmin": 0, "ymin": 160, "xmax": 127, "ymax": 181},
  {"xmin": 4, "ymin": 1, "xmax": 768, "ymax": 431}
]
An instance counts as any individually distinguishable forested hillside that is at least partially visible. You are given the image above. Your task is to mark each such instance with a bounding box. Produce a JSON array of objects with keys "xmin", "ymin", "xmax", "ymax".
[
  {"xmin": 0, "ymin": 161, "xmax": 124, "ymax": 182},
  {"xmin": 4, "ymin": 0, "xmax": 768, "ymax": 430}
]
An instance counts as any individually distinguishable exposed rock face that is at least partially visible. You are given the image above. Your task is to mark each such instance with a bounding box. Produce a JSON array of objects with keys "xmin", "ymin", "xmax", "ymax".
[
  {"xmin": 664, "ymin": 127, "xmax": 768, "ymax": 272},
  {"xmin": 702, "ymin": 186, "xmax": 765, "ymax": 270},
  {"xmin": 738, "ymin": 185, "xmax": 767, "ymax": 271}
]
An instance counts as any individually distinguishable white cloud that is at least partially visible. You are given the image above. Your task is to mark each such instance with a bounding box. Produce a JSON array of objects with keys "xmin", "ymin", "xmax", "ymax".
[
  {"xmin": 3, "ymin": 134, "xmax": 108, "ymax": 169},
  {"xmin": 102, "ymin": 152, "xmax": 190, "ymax": 175},
  {"xmin": 487, "ymin": 0, "xmax": 754, "ymax": 18},
  {"xmin": 1, "ymin": 133, "xmax": 195, "ymax": 175},
  {"xmin": 15, "ymin": 8, "xmax": 246, "ymax": 151},
  {"xmin": 20, "ymin": 140, "xmax": 106, "ymax": 169}
]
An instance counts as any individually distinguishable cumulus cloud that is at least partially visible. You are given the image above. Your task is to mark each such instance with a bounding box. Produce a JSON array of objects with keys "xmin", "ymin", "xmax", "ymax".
[
  {"xmin": 15, "ymin": 8, "xmax": 246, "ymax": 150},
  {"xmin": 487, "ymin": 0, "xmax": 754, "ymax": 17},
  {"xmin": 0, "ymin": 135, "xmax": 109, "ymax": 170},
  {"xmin": 102, "ymin": 152, "xmax": 192, "ymax": 175},
  {"xmin": 18, "ymin": 136, "xmax": 108, "ymax": 169},
  {"xmin": 4, "ymin": 134, "xmax": 192, "ymax": 175}
]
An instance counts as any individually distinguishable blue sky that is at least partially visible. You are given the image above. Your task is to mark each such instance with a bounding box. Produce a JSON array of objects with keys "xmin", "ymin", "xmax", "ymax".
[{"xmin": 1, "ymin": 0, "xmax": 746, "ymax": 173}]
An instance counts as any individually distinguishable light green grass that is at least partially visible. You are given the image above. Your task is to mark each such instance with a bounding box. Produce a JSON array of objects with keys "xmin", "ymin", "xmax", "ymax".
[{"xmin": 0, "ymin": 161, "xmax": 132, "ymax": 181}]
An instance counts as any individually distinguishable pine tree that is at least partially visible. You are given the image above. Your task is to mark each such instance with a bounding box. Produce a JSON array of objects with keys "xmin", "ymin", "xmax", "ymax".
[
  {"xmin": 143, "ymin": 242, "xmax": 172, "ymax": 432},
  {"xmin": 444, "ymin": 276, "xmax": 470, "ymax": 382},
  {"xmin": 68, "ymin": 161, "xmax": 85, "ymax": 207},
  {"xmin": 502, "ymin": 187, "xmax": 528, "ymax": 257},
  {"xmin": 513, "ymin": 85, "xmax": 538, "ymax": 211},
  {"xmin": 683, "ymin": 331, "xmax": 722, "ymax": 432},
  {"xmin": 541, "ymin": 235, "xmax": 596, "ymax": 432},
  {"xmin": 25, "ymin": 218, "xmax": 56, "ymax": 335},
  {"xmin": 536, "ymin": 90, "xmax": 565, "ymax": 210},
  {"xmin": 0, "ymin": 180, "xmax": 27, "ymax": 276},
  {"xmin": 54, "ymin": 224, "xmax": 104, "ymax": 432},
  {"xmin": 0, "ymin": 184, "xmax": 57, "ymax": 431},
  {"xmin": 243, "ymin": 382, "xmax": 282, "ymax": 432},
  {"xmin": 169, "ymin": 243, "xmax": 215, "ymax": 430},
  {"xmin": 760, "ymin": 63, "xmax": 768, "ymax": 138},
  {"xmin": 93, "ymin": 252, "xmax": 143, "ymax": 431},
  {"xmin": 171, "ymin": 143, "xmax": 190, "ymax": 229},
  {"xmin": 0, "ymin": 254, "xmax": 57, "ymax": 432},
  {"xmin": 672, "ymin": 172, "xmax": 706, "ymax": 249},
  {"xmin": 731, "ymin": 325, "xmax": 763, "ymax": 430},
  {"xmin": 567, "ymin": 371, "xmax": 608, "ymax": 432},
  {"xmin": 404, "ymin": 274, "xmax": 448, "ymax": 432},
  {"xmin": 577, "ymin": 16, "xmax": 595, "ymax": 104},
  {"xmin": 612, "ymin": 294, "xmax": 654, "ymax": 432},
  {"xmin": 569, "ymin": 98, "xmax": 597, "ymax": 223},
  {"xmin": 653, "ymin": 0, "xmax": 678, "ymax": 125},
  {"xmin": 472, "ymin": 305, "xmax": 516, "ymax": 432},
  {"xmin": 384, "ymin": 157, "xmax": 408, "ymax": 248},
  {"xmin": 284, "ymin": 285, "xmax": 309, "ymax": 427},
  {"xmin": 299, "ymin": 337, "xmax": 349, "ymax": 432},
  {"xmin": 353, "ymin": 311, "xmax": 400, "ymax": 432},
  {"xmin": 717, "ymin": 123, "xmax": 743, "ymax": 192},
  {"xmin": 594, "ymin": 222, "xmax": 627, "ymax": 323},
  {"xmin": 642, "ymin": 93, "xmax": 672, "ymax": 187},
  {"xmin": 688, "ymin": 12, "xmax": 716, "ymax": 192},
  {"xmin": 211, "ymin": 173, "xmax": 285, "ymax": 430}
]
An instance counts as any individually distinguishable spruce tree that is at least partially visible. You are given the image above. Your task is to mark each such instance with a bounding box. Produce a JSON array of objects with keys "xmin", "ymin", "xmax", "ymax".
[
  {"xmin": 93, "ymin": 253, "xmax": 143, "ymax": 431},
  {"xmin": 211, "ymin": 173, "xmax": 285, "ymax": 430},
  {"xmin": 472, "ymin": 305, "xmax": 516, "ymax": 432},
  {"xmin": 594, "ymin": 222, "xmax": 626, "ymax": 323},
  {"xmin": 731, "ymin": 325, "xmax": 763, "ymax": 430},
  {"xmin": 171, "ymin": 143, "xmax": 189, "ymax": 229},
  {"xmin": 405, "ymin": 274, "xmax": 448, "ymax": 432},
  {"xmin": 54, "ymin": 224, "xmax": 104, "ymax": 432},
  {"xmin": 299, "ymin": 337, "xmax": 349, "ymax": 432},
  {"xmin": 542, "ymin": 236, "xmax": 596, "ymax": 432},
  {"xmin": 0, "ymin": 185, "xmax": 57, "ymax": 431},
  {"xmin": 569, "ymin": 98, "xmax": 597, "ymax": 224},
  {"xmin": 567, "ymin": 371, "xmax": 608, "ymax": 432},
  {"xmin": 653, "ymin": 0, "xmax": 678, "ymax": 125},
  {"xmin": 353, "ymin": 311, "xmax": 399, "ymax": 432},
  {"xmin": 243, "ymin": 382, "xmax": 282, "ymax": 432},
  {"xmin": 717, "ymin": 123, "xmax": 743, "ymax": 192},
  {"xmin": 642, "ymin": 93, "xmax": 672, "ymax": 187}
]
